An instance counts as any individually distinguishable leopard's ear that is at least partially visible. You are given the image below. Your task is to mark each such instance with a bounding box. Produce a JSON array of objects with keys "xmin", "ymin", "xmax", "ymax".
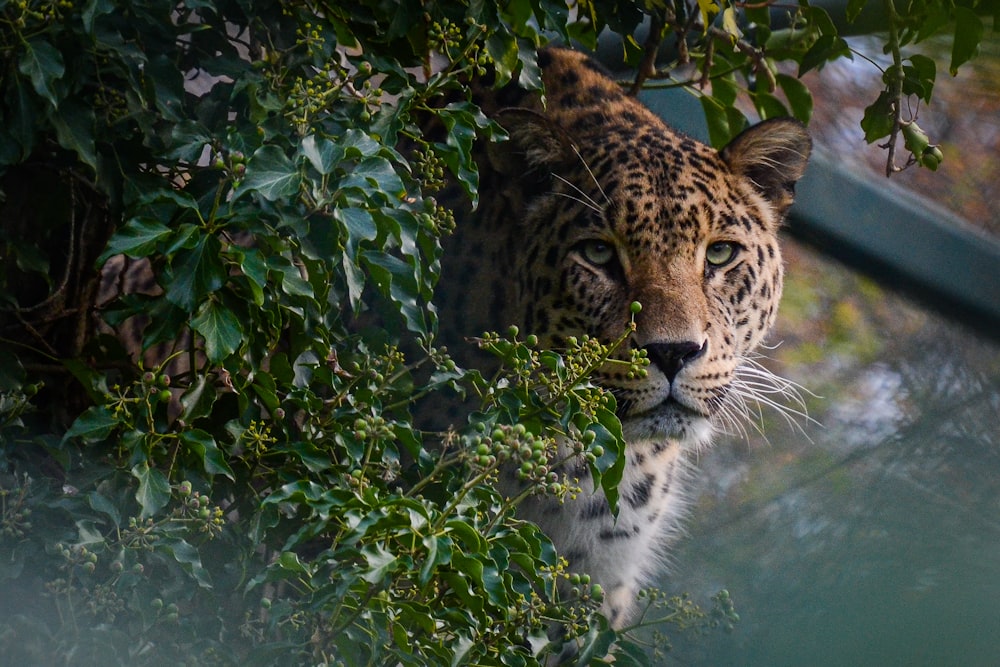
[
  {"xmin": 488, "ymin": 108, "xmax": 576, "ymax": 174},
  {"xmin": 720, "ymin": 118, "xmax": 811, "ymax": 215}
]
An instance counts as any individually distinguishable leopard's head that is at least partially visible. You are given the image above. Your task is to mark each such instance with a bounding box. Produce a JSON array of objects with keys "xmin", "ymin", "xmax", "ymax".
[{"xmin": 465, "ymin": 48, "xmax": 812, "ymax": 448}]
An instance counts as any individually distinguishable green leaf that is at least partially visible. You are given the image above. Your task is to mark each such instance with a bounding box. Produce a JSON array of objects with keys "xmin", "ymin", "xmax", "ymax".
[
  {"xmin": 699, "ymin": 96, "xmax": 747, "ymax": 148},
  {"xmin": 81, "ymin": 0, "xmax": 115, "ymax": 34},
  {"xmin": 180, "ymin": 429, "xmax": 235, "ymax": 480},
  {"xmin": 752, "ymin": 91, "xmax": 789, "ymax": 121},
  {"xmin": 49, "ymin": 100, "xmax": 97, "ymax": 171},
  {"xmin": 363, "ymin": 251, "xmax": 427, "ymax": 335},
  {"xmin": 7, "ymin": 76, "xmax": 39, "ymax": 160},
  {"xmin": 335, "ymin": 207, "xmax": 378, "ymax": 261},
  {"xmin": 179, "ymin": 374, "xmax": 218, "ymax": 422},
  {"xmin": 340, "ymin": 128, "xmax": 381, "ymax": 158},
  {"xmin": 165, "ymin": 235, "xmax": 226, "ymax": 311},
  {"xmin": 341, "ymin": 156, "xmax": 405, "ymax": 199},
  {"xmin": 18, "ymin": 39, "xmax": 64, "ymax": 106},
  {"xmin": 486, "ymin": 31, "xmax": 519, "ymax": 87},
  {"xmin": 950, "ymin": 7, "xmax": 983, "ymax": 76},
  {"xmin": 776, "ymin": 73, "xmax": 813, "ymax": 124},
  {"xmin": 158, "ymin": 536, "xmax": 212, "ymax": 588},
  {"xmin": 903, "ymin": 54, "xmax": 936, "ymax": 104},
  {"xmin": 845, "ymin": 0, "xmax": 867, "ymax": 23},
  {"xmin": 301, "ymin": 134, "xmax": 344, "ymax": 175},
  {"xmin": 799, "ymin": 35, "xmax": 851, "ymax": 76},
  {"xmin": 860, "ymin": 91, "xmax": 895, "ymax": 144},
  {"xmin": 87, "ymin": 491, "xmax": 121, "ymax": 525},
  {"xmin": 63, "ymin": 405, "xmax": 116, "ymax": 443},
  {"xmin": 132, "ymin": 462, "xmax": 171, "ymax": 518},
  {"xmin": 361, "ymin": 544, "xmax": 398, "ymax": 583},
  {"xmin": 237, "ymin": 145, "xmax": 301, "ymax": 201},
  {"xmin": 276, "ymin": 550, "xmax": 309, "ymax": 573},
  {"xmin": 232, "ymin": 247, "xmax": 268, "ymax": 306},
  {"xmin": 191, "ymin": 300, "xmax": 243, "ymax": 363},
  {"xmin": 99, "ymin": 217, "xmax": 173, "ymax": 262},
  {"xmin": 271, "ymin": 257, "xmax": 314, "ymax": 298},
  {"xmin": 588, "ymin": 404, "xmax": 625, "ymax": 515}
]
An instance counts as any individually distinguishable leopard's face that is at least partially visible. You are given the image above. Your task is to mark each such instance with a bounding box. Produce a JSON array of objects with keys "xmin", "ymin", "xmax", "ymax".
[
  {"xmin": 510, "ymin": 129, "xmax": 788, "ymax": 445},
  {"xmin": 441, "ymin": 48, "xmax": 810, "ymax": 447}
]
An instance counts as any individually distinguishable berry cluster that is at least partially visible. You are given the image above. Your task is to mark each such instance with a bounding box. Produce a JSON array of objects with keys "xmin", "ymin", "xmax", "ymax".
[
  {"xmin": 175, "ymin": 480, "xmax": 226, "ymax": 537},
  {"xmin": 419, "ymin": 200, "xmax": 457, "ymax": 237},
  {"xmin": 413, "ymin": 147, "xmax": 447, "ymax": 192},
  {"xmin": 466, "ymin": 422, "xmax": 584, "ymax": 500},
  {"xmin": 0, "ymin": 475, "xmax": 31, "ymax": 539},
  {"xmin": 6, "ymin": 0, "xmax": 73, "ymax": 29},
  {"xmin": 427, "ymin": 16, "xmax": 494, "ymax": 76}
]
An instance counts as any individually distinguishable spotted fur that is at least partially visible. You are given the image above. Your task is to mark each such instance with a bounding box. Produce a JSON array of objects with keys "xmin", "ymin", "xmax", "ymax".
[{"xmin": 437, "ymin": 48, "xmax": 811, "ymax": 628}]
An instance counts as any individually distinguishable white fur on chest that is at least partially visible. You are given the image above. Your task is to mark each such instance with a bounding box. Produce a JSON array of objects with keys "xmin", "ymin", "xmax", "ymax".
[{"xmin": 507, "ymin": 437, "xmax": 695, "ymax": 627}]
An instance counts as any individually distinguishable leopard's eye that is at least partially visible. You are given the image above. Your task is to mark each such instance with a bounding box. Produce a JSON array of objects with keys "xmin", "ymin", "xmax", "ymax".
[
  {"xmin": 705, "ymin": 241, "xmax": 738, "ymax": 268},
  {"xmin": 580, "ymin": 240, "xmax": 616, "ymax": 266}
]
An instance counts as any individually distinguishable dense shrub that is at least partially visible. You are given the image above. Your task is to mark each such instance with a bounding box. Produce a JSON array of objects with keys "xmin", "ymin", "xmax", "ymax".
[{"xmin": 0, "ymin": 0, "xmax": 986, "ymax": 664}]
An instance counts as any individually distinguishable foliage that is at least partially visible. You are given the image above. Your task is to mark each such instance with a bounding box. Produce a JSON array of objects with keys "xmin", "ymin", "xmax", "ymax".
[
  {"xmin": 0, "ymin": 0, "xmax": 992, "ymax": 665},
  {"xmin": 612, "ymin": 0, "xmax": 994, "ymax": 175}
]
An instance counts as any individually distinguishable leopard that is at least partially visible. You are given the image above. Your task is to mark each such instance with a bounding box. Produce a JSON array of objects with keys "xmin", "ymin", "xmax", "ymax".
[{"xmin": 435, "ymin": 47, "xmax": 812, "ymax": 630}]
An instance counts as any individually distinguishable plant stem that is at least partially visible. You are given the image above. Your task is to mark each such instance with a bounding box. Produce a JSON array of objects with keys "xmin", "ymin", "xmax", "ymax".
[{"xmin": 883, "ymin": 0, "xmax": 905, "ymax": 176}]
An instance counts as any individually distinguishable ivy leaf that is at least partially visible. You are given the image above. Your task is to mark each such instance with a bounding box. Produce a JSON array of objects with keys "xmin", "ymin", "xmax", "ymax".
[
  {"xmin": 49, "ymin": 100, "xmax": 97, "ymax": 171},
  {"xmin": 587, "ymin": 404, "xmax": 625, "ymax": 516},
  {"xmin": 861, "ymin": 91, "xmax": 895, "ymax": 143},
  {"xmin": 799, "ymin": 35, "xmax": 851, "ymax": 76},
  {"xmin": 236, "ymin": 145, "xmax": 301, "ymax": 201},
  {"xmin": 752, "ymin": 91, "xmax": 789, "ymax": 121},
  {"xmin": 231, "ymin": 247, "xmax": 268, "ymax": 306},
  {"xmin": 950, "ymin": 7, "xmax": 983, "ymax": 76},
  {"xmin": 334, "ymin": 207, "xmax": 377, "ymax": 262},
  {"xmin": 845, "ymin": 0, "xmax": 867, "ymax": 23},
  {"xmin": 132, "ymin": 462, "xmax": 171, "ymax": 518},
  {"xmin": 18, "ymin": 39, "xmax": 64, "ymax": 107},
  {"xmin": 63, "ymin": 405, "xmax": 116, "ymax": 443},
  {"xmin": 340, "ymin": 156, "xmax": 404, "ymax": 200},
  {"xmin": 776, "ymin": 73, "xmax": 813, "ymax": 124},
  {"xmin": 361, "ymin": 544, "xmax": 398, "ymax": 584},
  {"xmin": 180, "ymin": 428, "xmax": 235, "ymax": 480},
  {"xmin": 301, "ymin": 134, "xmax": 344, "ymax": 175},
  {"xmin": 363, "ymin": 251, "xmax": 427, "ymax": 335},
  {"xmin": 99, "ymin": 217, "xmax": 173, "ymax": 262},
  {"xmin": 165, "ymin": 235, "xmax": 226, "ymax": 311},
  {"xmin": 270, "ymin": 256, "xmax": 314, "ymax": 298},
  {"xmin": 191, "ymin": 300, "xmax": 243, "ymax": 363},
  {"xmin": 276, "ymin": 551, "xmax": 309, "ymax": 573},
  {"xmin": 179, "ymin": 374, "xmax": 218, "ymax": 422},
  {"xmin": 158, "ymin": 537, "xmax": 212, "ymax": 588},
  {"xmin": 699, "ymin": 95, "xmax": 747, "ymax": 148},
  {"xmin": 903, "ymin": 54, "xmax": 936, "ymax": 105}
]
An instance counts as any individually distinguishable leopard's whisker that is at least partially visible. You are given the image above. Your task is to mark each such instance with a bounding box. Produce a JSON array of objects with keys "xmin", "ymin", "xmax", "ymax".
[
  {"xmin": 570, "ymin": 145, "xmax": 613, "ymax": 208},
  {"xmin": 551, "ymin": 188, "xmax": 602, "ymax": 214}
]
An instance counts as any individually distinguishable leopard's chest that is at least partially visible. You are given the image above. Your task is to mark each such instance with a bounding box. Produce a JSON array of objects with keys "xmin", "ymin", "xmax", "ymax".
[{"xmin": 502, "ymin": 438, "xmax": 692, "ymax": 626}]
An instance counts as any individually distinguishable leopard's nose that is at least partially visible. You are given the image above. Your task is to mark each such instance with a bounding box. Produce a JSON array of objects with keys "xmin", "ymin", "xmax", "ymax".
[{"xmin": 643, "ymin": 341, "xmax": 706, "ymax": 383}]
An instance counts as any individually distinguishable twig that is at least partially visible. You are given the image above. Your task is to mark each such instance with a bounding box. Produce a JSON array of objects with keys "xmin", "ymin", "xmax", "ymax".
[
  {"xmin": 629, "ymin": 13, "xmax": 667, "ymax": 96},
  {"xmin": 882, "ymin": 0, "xmax": 905, "ymax": 176}
]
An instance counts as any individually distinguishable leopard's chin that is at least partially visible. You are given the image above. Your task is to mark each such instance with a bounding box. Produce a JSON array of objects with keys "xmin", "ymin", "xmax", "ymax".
[{"xmin": 620, "ymin": 398, "xmax": 713, "ymax": 448}]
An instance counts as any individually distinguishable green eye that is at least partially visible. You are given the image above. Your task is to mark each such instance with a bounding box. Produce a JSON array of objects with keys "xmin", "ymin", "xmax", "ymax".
[
  {"xmin": 706, "ymin": 241, "xmax": 738, "ymax": 267},
  {"xmin": 581, "ymin": 240, "xmax": 616, "ymax": 266}
]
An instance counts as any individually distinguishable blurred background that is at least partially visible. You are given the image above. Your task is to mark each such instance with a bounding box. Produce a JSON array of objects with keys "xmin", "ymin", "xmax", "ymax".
[{"xmin": 657, "ymin": 31, "xmax": 1000, "ymax": 666}]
